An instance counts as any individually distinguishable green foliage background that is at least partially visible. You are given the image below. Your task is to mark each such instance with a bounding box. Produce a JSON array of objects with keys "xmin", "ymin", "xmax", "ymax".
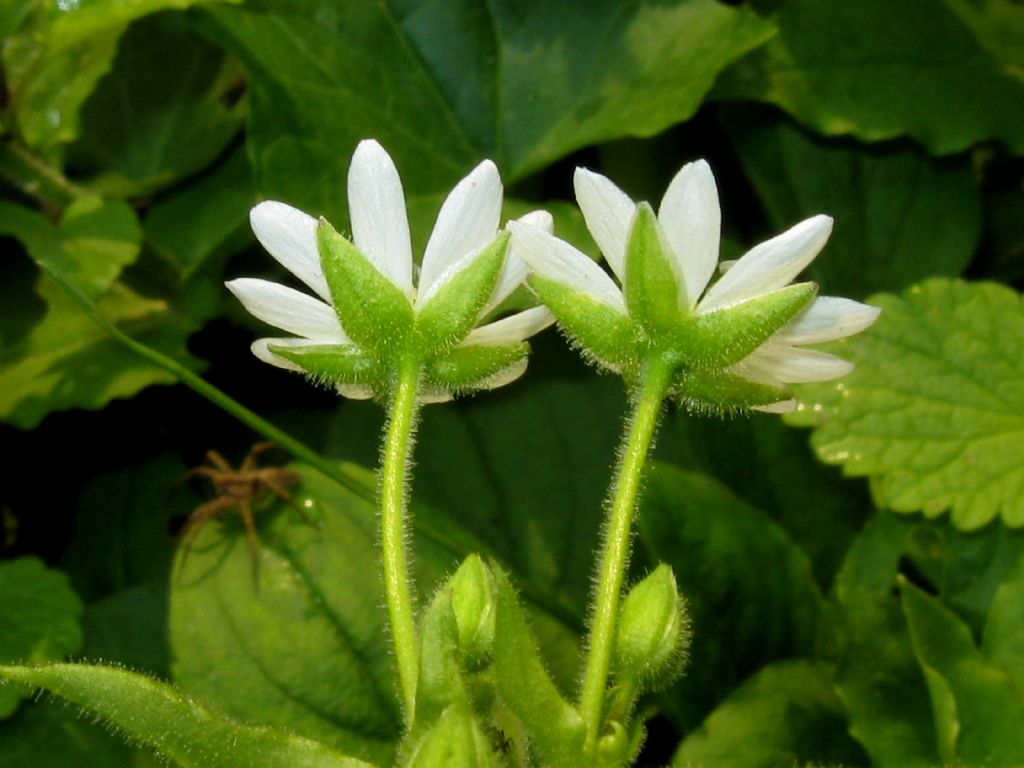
[{"xmin": 1, "ymin": 1, "xmax": 1023, "ymax": 766}]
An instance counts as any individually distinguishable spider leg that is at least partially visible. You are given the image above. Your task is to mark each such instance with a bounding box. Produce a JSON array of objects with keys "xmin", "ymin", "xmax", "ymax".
[
  {"xmin": 176, "ymin": 497, "xmax": 236, "ymax": 579},
  {"xmin": 205, "ymin": 450, "xmax": 233, "ymax": 473},
  {"xmin": 262, "ymin": 474, "xmax": 317, "ymax": 528},
  {"xmin": 238, "ymin": 500, "xmax": 262, "ymax": 587},
  {"xmin": 241, "ymin": 442, "xmax": 277, "ymax": 472}
]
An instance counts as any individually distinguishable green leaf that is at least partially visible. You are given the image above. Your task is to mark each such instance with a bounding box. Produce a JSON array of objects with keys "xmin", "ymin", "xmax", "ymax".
[
  {"xmin": 902, "ymin": 579, "xmax": 1024, "ymax": 764},
  {"xmin": 725, "ymin": 109, "xmax": 981, "ymax": 297},
  {"xmin": 528, "ymin": 276, "xmax": 637, "ymax": 372},
  {"xmin": 0, "ymin": 698, "xmax": 150, "ymax": 768},
  {"xmin": 491, "ymin": 567, "xmax": 584, "ymax": 768},
  {"xmin": 198, "ymin": 0, "xmax": 772, "ymax": 217},
  {"xmin": 717, "ymin": 0, "xmax": 1024, "ymax": 154},
  {"xmin": 3, "ymin": 0, "xmax": 238, "ymax": 150},
  {"xmin": 831, "ymin": 514, "xmax": 939, "ymax": 768},
  {"xmin": 416, "ymin": 233, "xmax": 508, "ymax": 355},
  {"xmin": 67, "ymin": 12, "xmax": 244, "ymax": 197},
  {"xmin": 672, "ymin": 660, "xmax": 865, "ymax": 768},
  {"xmin": 0, "ymin": 663, "xmax": 376, "ymax": 768},
  {"xmin": 0, "ymin": 558, "xmax": 83, "ymax": 718},
  {"xmin": 171, "ymin": 464, "xmax": 428, "ymax": 766},
  {"xmin": 636, "ymin": 465, "xmax": 823, "ymax": 730},
  {"xmin": 624, "ymin": 204, "xmax": 679, "ymax": 336},
  {"xmin": 787, "ymin": 279, "xmax": 1024, "ymax": 529},
  {"xmin": 0, "ymin": 199, "xmax": 202, "ymax": 428},
  {"xmin": 982, "ymin": 554, "xmax": 1024, "ymax": 698},
  {"xmin": 317, "ymin": 220, "xmax": 414, "ymax": 354},
  {"xmin": 142, "ymin": 147, "xmax": 255, "ymax": 322}
]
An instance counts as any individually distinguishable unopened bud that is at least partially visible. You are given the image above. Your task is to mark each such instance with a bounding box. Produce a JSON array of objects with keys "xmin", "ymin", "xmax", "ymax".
[
  {"xmin": 614, "ymin": 565, "xmax": 690, "ymax": 687},
  {"xmin": 450, "ymin": 554, "xmax": 496, "ymax": 668}
]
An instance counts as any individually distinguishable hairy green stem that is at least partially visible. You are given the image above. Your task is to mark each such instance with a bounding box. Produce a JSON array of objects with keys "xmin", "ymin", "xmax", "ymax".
[
  {"xmin": 380, "ymin": 356, "xmax": 422, "ymax": 721},
  {"xmin": 579, "ymin": 359, "xmax": 671, "ymax": 755},
  {"xmin": 0, "ymin": 141, "xmax": 88, "ymax": 210}
]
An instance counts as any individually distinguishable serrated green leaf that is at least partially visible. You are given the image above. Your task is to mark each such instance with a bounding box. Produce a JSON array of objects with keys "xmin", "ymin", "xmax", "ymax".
[
  {"xmin": 528, "ymin": 276, "xmax": 636, "ymax": 371},
  {"xmin": 717, "ymin": 0, "xmax": 1024, "ymax": 154},
  {"xmin": 0, "ymin": 663, "xmax": 376, "ymax": 768},
  {"xmin": 624, "ymin": 204, "xmax": 679, "ymax": 336},
  {"xmin": 672, "ymin": 660, "xmax": 865, "ymax": 768},
  {"xmin": 636, "ymin": 465, "xmax": 823, "ymax": 730},
  {"xmin": 901, "ymin": 579, "xmax": 1024, "ymax": 764},
  {"xmin": 198, "ymin": 0, "xmax": 771, "ymax": 218},
  {"xmin": 788, "ymin": 279, "xmax": 1024, "ymax": 529},
  {"xmin": 725, "ymin": 109, "xmax": 980, "ymax": 297},
  {"xmin": 416, "ymin": 233, "xmax": 508, "ymax": 355},
  {"xmin": 317, "ymin": 220, "xmax": 414, "ymax": 354},
  {"xmin": 0, "ymin": 558, "xmax": 83, "ymax": 718}
]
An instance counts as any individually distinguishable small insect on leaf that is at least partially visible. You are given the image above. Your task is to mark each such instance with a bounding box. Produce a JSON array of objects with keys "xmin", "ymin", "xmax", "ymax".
[{"xmin": 177, "ymin": 442, "xmax": 311, "ymax": 585}]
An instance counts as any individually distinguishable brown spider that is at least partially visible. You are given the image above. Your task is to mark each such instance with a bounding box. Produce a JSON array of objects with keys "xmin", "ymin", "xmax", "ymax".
[{"xmin": 178, "ymin": 442, "xmax": 306, "ymax": 581}]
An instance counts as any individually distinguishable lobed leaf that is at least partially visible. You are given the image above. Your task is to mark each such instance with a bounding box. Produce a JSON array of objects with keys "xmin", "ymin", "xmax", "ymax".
[{"xmin": 788, "ymin": 279, "xmax": 1024, "ymax": 529}]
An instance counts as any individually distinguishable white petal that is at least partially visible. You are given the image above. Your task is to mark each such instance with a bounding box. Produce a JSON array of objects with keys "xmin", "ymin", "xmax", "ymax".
[
  {"xmin": 485, "ymin": 210, "xmax": 554, "ymax": 314},
  {"xmin": 699, "ymin": 215, "xmax": 833, "ymax": 313},
  {"xmin": 732, "ymin": 344, "xmax": 853, "ymax": 384},
  {"xmin": 658, "ymin": 159, "xmax": 721, "ymax": 309},
  {"xmin": 251, "ymin": 337, "xmax": 331, "ymax": 372},
  {"xmin": 573, "ymin": 167, "xmax": 635, "ymax": 281},
  {"xmin": 416, "ymin": 242, "xmax": 485, "ymax": 308},
  {"xmin": 754, "ymin": 399, "xmax": 797, "ymax": 414},
  {"xmin": 337, "ymin": 383, "xmax": 375, "ymax": 400},
  {"xmin": 226, "ymin": 278, "xmax": 349, "ymax": 342},
  {"xmin": 420, "ymin": 159, "xmax": 502, "ymax": 301},
  {"xmin": 465, "ymin": 306, "xmax": 554, "ymax": 345},
  {"xmin": 347, "ymin": 140, "xmax": 414, "ymax": 296},
  {"xmin": 508, "ymin": 221, "xmax": 626, "ymax": 313},
  {"xmin": 250, "ymin": 201, "xmax": 331, "ymax": 301},
  {"xmin": 774, "ymin": 296, "xmax": 882, "ymax": 345},
  {"xmin": 420, "ymin": 390, "xmax": 454, "ymax": 405}
]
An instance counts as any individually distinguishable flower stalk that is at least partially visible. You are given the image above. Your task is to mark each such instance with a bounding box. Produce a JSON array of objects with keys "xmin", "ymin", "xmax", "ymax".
[
  {"xmin": 380, "ymin": 355, "xmax": 423, "ymax": 721},
  {"xmin": 579, "ymin": 357, "xmax": 672, "ymax": 754}
]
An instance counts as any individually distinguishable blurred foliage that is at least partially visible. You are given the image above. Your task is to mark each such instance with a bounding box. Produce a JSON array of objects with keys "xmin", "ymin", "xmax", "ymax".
[{"xmin": 1, "ymin": 0, "xmax": 1023, "ymax": 765}]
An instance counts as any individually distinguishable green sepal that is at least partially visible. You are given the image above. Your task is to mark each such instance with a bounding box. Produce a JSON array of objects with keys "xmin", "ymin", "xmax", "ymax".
[
  {"xmin": 317, "ymin": 219, "xmax": 414, "ymax": 352},
  {"xmin": 413, "ymin": 574, "xmax": 470, "ymax": 729},
  {"xmin": 528, "ymin": 275, "xmax": 637, "ymax": 372},
  {"xmin": 267, "ymin": 343, "xmax": 384, "ymax": 391},
  {"xmin": 673, "ymin": 282, "xmax": 817, "ymax": 369},
  {"xmin": 423, "ymin": 342, "xmax": 527, "ymax": 394},
  {"xmin": 491, "ymin": 565, "xmax": 585, "ymax": 767},
  {"xmin": 624, "ymin": 203, "xmax": 681, "ymax": 336},
  {"xmin": 672, "ymin": 368, "xmax": 792, "ymax": 415},
  {"xmin": 450, "ymin": 554, "xmax": 497, "ymax": 670},
  {"xmin": 0, "ymin": 663, "xmax": 378, "ymax": 768},
  {"xmin": 416, "ymin": 232, "xmax": 508, "ymax": 355},
  {"xmin": 614, "ymin": 564, "xmax": 689, "ymax": 691}
]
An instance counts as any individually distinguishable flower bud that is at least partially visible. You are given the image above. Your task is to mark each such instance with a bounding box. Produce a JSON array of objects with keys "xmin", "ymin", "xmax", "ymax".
[
  {"xmin": 614, "ymin": 565, "xmax": 690, "ymax": 687},
  {"xmin": 450, "ymin": 554, "xmax": 496, "ymax": 669}
]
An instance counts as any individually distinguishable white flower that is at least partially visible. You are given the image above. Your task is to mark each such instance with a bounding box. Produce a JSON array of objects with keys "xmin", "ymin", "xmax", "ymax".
[
  {"xmin": 509, "ymin": 160, "xmax": 880, "ymax": 412},
  {"xmin": 227, "ymin": 140, "xmax": 553, "ymax": 402}
]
